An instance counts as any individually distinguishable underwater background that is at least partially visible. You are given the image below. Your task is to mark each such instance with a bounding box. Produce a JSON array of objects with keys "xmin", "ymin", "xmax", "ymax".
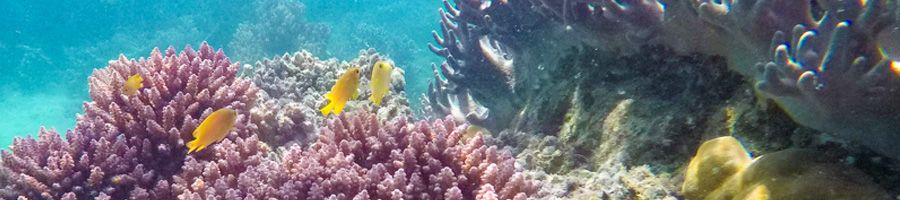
[
  {"xmin": 0, "ymin": 0, "xmax": 440, "ymax": 148},
  {"xmin": 2, "ymin": 0, "xmax": 900, "ymax": 199}
]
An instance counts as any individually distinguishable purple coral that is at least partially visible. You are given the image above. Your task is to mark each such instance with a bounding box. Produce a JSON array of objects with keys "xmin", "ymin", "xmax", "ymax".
[
  {"xmin": 170, "ymin": 135, "xmax": 271, "ymax": 199},
  {"xmin": 164, "ymin": 111, "xmax": 538, "ymax": 199},
  {"xmin": 0, "ymin": 39, "xmax": 536, "ymax": 199},
  {"xmin": 290, "ymin": 111, "xmax": 538, "ymax": 199},
  {"xmin": 1, "ymin": 42, "xmax": 259, "ymax": 199}
]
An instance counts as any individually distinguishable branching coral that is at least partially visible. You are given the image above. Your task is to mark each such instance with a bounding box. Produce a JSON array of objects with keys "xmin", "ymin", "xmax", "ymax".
[
  {"xmin": 160, "ymin": 111, "xmax": 538, "ymax": 199},
  {"xmin": 249, "ymin": 49, "xmax": 410, "ymax": 148},
  {"xmin": 427, "ymin": 0, "xmax": 525, "ymax": 130},
  {"xmin": 1, "ymin": 42, "xmax": 260, "ymax": 199},
  {"xmin": 423, "ymin": 63, "xmax": 490, "ymax": 125},
  {"xmin": 293, "ymin": 111, "xmax": 537, "ymax": 199},
  {"xmin": 170, "ymin": 135, "xmax": 271, "ymax": 199},
  {"xmin": 1, "ymin": 40, "xmax": 534, "ymax": 199},
  {"xmin": 228, "ymin": 0, "xmax": 330, "ymax": 63}
]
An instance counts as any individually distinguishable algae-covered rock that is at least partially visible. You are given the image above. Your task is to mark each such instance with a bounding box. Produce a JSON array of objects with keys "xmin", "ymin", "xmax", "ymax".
[{"xmin": 683, "ymin": 136, "xmax": 889, "ymax": 200}]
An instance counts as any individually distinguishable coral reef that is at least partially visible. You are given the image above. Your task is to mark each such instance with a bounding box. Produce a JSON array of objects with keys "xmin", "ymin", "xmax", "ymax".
[
  {"xmin": 422, "ymin": 1, "xmax": 900, "ymax": 198},
  {"xmin": 0, "ymin": 42, "xmax": 539, "ymax": 199},
  {"xmin": 169, "ymin": 134, "xmax": 271, "ymax": 199},
  {"xmin": 160, "ymin": 111, "xmax": 540, "ymax": 199},
  {"xmin": 228, "ymin": 0, "xmax": 330, "ymax": 63},
  {"xmin": 683, "ymin": 136, "xmax": 889, "ymax": 200},
  {"xmin": 425, "ymin": 0, "xmax": 900, "ymax": 161},
  {"xmin": 249, "ymin": 49, "xmax": 410, "ymax": 148},
  {"xmin": 1, "ymin": 42, "xmax": 259, "ymax": 199}
]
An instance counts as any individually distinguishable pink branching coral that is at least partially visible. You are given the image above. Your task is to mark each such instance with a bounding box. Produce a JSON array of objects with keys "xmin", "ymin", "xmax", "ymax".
[
  {"xmin": 175, "ymin": 111, "xmax": 538, "ymax": 199},
  {"xmin": 170, "ymin": 135, "xmax": 271, "ymax": 199},
  {"xmin": 1, "ymin": 42, "xmax": 259, "ymax": 199},
  {"xmin": 285, "ymin": 111, "xmax": 538, "ymax": 199}
]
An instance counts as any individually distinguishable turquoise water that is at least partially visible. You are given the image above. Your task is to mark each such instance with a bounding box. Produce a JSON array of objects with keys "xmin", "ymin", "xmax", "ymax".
[{"xmin": 0, "ymin": 0, "xmax": 440, "ymax": 148}]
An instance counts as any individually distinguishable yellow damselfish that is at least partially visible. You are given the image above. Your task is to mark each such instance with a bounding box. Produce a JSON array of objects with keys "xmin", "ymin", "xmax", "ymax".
[
  {"xmin": 186, "ymin": 108, "xmax": 238, "ymax": 154},
  {"xmin": 369, "ymin": 61, "xmax": 394, "ymax": 106},
  {"xmin": 321, "ymin": 67, "xmax": 361, "ymax": 116},
  {"xmin": 123, "ymin": 74, "xmax": 144, "ymax": 96},
  {"xmin": 460, "ymin": 124, "xmax": 491, "ymax": 144}
]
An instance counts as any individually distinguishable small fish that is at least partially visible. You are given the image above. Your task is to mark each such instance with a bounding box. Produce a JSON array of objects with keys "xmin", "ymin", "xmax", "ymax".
[
  {"xmin": 321, "ymin": 67, "xmax": 361, "ymax": 116},
  {"xmin": 123, "ymin": 74, "xmax": 144, "ymax": 96},
  {"xmin": 460, "ymin": 125, "xmax": 491, "ymax": 144},
  {"xmin": 369, "ymin": 61, "xmax": 394, "ymax": 106},
  {"xmin": 186, "ymin": 108, "xmax": 238, "ymax": 154}
]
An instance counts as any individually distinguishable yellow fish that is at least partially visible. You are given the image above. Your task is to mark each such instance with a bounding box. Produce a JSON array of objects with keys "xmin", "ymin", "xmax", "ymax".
[
  {"xmin": 460, "ymin": 125, "xmax": 491, "ymax": 144},
  {"xmin": 321, "ymin": 67, "xmax": 361, "ymax": 116},
  {"xmin": 369, "ymin": 61, "xmax": 394, "ymax": 106},
  {"xmin": 123, "ymin": 74, "xmax": 143, "ymax": 96},
  {"xmin": 186, "ymin": 108, "xmax": 237, "ymax": 154}
]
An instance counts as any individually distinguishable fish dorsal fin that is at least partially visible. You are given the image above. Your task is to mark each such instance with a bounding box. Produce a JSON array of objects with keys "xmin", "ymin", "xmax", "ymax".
[{"xmin": 191, "ymin": 124, "xmax": 203, "ymax": 138}]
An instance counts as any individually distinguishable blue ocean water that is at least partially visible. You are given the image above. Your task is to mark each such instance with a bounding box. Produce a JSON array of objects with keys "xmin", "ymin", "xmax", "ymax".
[{"xmin": 0, "ymin": 0, "xmax": 441, "ymax": 148}]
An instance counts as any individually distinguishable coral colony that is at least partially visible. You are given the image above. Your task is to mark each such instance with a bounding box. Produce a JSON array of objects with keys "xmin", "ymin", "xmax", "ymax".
[
  {"xmin": 3, "ymin": 0, "xmax": 900, "ymax": 199},
  {"xmin": 0, "ymin": 43, "xmax": 536, "ymax": 199}
]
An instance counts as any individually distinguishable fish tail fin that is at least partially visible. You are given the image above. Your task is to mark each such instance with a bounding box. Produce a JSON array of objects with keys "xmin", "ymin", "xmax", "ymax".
[
  {"xmin": 186, "ymin": 140, "xmax": 202, "ymax": 154},
  {"xmin": 334, "ymin": 102, "xmax": 346, "ymax": 115},
  {"xmin": 321, "ymin": 102, "xmax": 334, "ymax": 116}
]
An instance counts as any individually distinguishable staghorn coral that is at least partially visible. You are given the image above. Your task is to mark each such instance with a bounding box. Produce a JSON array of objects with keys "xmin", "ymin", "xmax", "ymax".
[
  {"xmin": 1, "ymin": 42, "xmax": 260, "ymax": 199},
  {"xmin": 228, "ymin": 0, "xmax": 330, "ymax": 63},
  {"xmin": 250, "ymin": 49, "xmax": 410, "ymax": 148}
]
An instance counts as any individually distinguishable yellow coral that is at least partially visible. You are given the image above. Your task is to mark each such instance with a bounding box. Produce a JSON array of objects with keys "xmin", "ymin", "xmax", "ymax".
[
  {"xmin": 682, "ymin": 136, "xmax": 889, "ymax": 200},
  {"xmin": 682, "ymin": 136, "xmax": 752, "ymax": 199}
]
